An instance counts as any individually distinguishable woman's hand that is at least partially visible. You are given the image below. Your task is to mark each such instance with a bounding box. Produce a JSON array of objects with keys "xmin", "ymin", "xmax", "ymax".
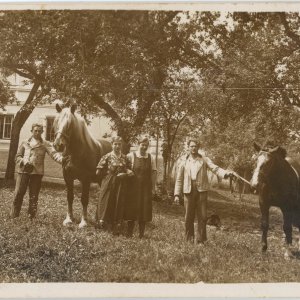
[
  {"xmin": 174, "ymin": 195, "xmax": 180, "ymax": 205},
  {"xmin": 117, "ymin": 173, "xmax": 127, "ymax": 178},
  {"xmin": 126, "ymin": 170, "xmax": 134, "ymax": 177}
]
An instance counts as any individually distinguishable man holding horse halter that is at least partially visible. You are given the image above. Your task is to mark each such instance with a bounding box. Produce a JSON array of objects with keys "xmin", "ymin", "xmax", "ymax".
[
  {"xmin": 174, "ymin": 139, "xmax": 233, "ymax": 244},
  {"xmin": 10, "ymin": 123, "xmax": 63, "ymax": 219}
]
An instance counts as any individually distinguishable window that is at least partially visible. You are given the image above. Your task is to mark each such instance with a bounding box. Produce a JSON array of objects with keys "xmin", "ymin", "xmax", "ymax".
[
  {"xmin": 0, "ymin": 114, "xmax": 14, "ymax": 139},
  {"xmin": 46, "ymin": 116, "xmax": 55, "ymax": 142}
]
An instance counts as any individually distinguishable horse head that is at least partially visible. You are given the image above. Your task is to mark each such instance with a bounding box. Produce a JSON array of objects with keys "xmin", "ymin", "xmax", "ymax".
[
  {"xmin": 250, "ymin": 141, "xmax": 287, "ymax": 189},
  {"xmin": 53, "ymin": 102, "xmax": 77, "ymax": 153}
]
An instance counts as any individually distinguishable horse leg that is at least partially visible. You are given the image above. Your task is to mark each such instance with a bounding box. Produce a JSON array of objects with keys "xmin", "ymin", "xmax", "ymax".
[
  {"xmin": 282, "ymin": 209, "xmax": 293, "ymax": 259},
  {"xmin": 63, "ymin": 173, "xmax": 75, "ymax": 226},
  {"xmin": 78, "ymin": 181, "xmax": 90, "ymax": 228},
  {"xmin": 260, "ymin": 204, "xmax": 269, "ymax": 252},
  {"xmin": 298, "ymin": 227, "xmax": 300, "ymax": 252},
  {"xmin": 293, "ymin": 209, "xmax": 300, "ymax": 251}
]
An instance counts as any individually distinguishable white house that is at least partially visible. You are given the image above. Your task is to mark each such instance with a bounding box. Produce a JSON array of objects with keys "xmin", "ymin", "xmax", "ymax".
[
  {"xmin": 0, "ymin": 74, "xmax": 163, "ymax": 181},
  {"xmin": 0, "ymin": 74, "xmax": 113, "ymax": 152}
]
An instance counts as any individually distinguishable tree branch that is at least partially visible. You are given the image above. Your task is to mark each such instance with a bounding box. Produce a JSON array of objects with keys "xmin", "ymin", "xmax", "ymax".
[
  {"xmin": 170, "ymin": 114, "xmax": 187, "ymax": 148},
  {"xmin": 278, "ymin": 12, "xmax": 300, "ymax": 48},
  {"xmin": 19, "ymin": 81, "xmax": 41, "ymax": 110},
  {"xmin": 92, "ymin": 93, "xmax": 125, "ymax": 135}
]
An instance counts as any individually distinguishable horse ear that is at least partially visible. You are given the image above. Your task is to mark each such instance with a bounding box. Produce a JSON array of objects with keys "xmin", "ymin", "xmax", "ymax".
[
  {"xmin": 56, "ymin": 103, "xmax": 63, "ymax": 113},
  {"xmin": 253, "ymin": 142, "xmax": 261, "ymax": 152},
  {"xmin": 270, "ymin": 146, "xmax": 287, "ymax": 158},
  {"xmin": 70, "ymin": 104, "xmax": 77, "ymax": 114}
]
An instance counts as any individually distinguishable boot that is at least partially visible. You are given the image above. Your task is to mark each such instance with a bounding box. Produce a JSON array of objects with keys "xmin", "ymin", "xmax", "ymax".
[{"xmin": 139, "ymin": 221, "xmax": 145, "ymax": 238}]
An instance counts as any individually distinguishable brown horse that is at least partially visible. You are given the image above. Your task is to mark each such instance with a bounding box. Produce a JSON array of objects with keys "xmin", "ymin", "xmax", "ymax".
[
  {"xmin": 251, "ymin": 142, "xmax": 300, "ymax": 258},
  {"xmin": 53, "ymin": 103, "xmax": 111, "ymax": 228}
]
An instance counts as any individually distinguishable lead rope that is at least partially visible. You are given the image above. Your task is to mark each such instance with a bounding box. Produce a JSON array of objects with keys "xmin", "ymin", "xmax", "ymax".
[
  {"xmin": 229, "ymin": 172, "xmax": 252, "ymax": 200},
  {"xmin": 232, "ymin": 172, "xmax": 252, "ymax": 186}
]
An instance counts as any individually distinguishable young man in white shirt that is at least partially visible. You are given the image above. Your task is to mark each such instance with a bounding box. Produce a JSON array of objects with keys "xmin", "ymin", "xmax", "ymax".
[{"xmin": 174, "ymin": 139, "xmax": 233, "ymax": 244}]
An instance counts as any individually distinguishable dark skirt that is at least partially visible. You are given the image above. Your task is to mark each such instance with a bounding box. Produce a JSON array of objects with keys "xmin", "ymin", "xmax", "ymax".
[
  {"xmin": 96, "ymin": 174, "xmax": 127, "ymax": 223},
  {"xmin": 124, "ymin": 175, "xmax": 152, "ymax": 222}
]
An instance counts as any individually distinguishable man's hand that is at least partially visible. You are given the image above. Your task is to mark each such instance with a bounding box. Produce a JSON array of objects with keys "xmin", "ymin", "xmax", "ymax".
[
  {"xmin": 20, "ymin": 158, "xmax": 29, "ymax": 167},
  {"xmin": 174, "ymin": 195, "xmax": 180, "ymax": 205},
  {"xmin": 53, "ymin": 153, "xmax": 63, "ymax": 164},
  {"xmin": 224, "ymin": 171, "xmax": 235, "ymax": 179},
  {"xmin": 23, "ymin": 161, "xmax": 34, "ymax": 173},
  {"xmin": 62, "ymin": 155, "xmax": 71, "ymax": 168}
]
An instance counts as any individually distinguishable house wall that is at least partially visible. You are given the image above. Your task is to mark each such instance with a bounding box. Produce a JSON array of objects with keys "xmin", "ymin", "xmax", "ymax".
[
  {"xmin": 0, "ymin": 103, "xmax": 113, "ymax": 150},
  {"xmin": 0, "ymin": 74, "xmax": 164, "ymax": 182}
]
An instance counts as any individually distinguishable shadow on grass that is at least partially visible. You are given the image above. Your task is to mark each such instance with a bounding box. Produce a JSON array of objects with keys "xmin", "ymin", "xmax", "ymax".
[
  {"xmin": 291, "ymin": 251, "xmax": 300, "ymax": 260},
  {"xmin": 154, "ymin": 189, "xmax": 283, "ymax": 234}
]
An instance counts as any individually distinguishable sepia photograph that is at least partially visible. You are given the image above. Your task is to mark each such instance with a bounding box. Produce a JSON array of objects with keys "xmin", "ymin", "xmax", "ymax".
[{"xmin": 1, "ymin": 1, "xmax": 300, "ymax": 297}]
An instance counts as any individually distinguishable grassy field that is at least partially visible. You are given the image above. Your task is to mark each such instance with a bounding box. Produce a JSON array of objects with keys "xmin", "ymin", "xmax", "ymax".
[{"xmin": 1, "ymin": 181, "xmax": 300, "ymax": 283}]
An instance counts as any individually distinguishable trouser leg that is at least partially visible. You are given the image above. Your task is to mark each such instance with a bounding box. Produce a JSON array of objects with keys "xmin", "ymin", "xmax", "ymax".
[
  {"xmin": 28, "ymin": 175, "xmax": 43, "ymax": 219},
  {"xmin": 139, "ymin": 221, "xmax": 145, "ymax": 238},
  {"xmin": 127, "ymin": 220, "xmax": 135, "ymax": 237},
  {"xmin": 196, "ymin": 191, "xmax": 208, "ymax": 243},
  {"xmin": 184, "ymin": 187, "xmax": 196, "ymax": 242},
  {"xmin": 11, "ymin": 173, "xmax": 29, "ymax": 218}
]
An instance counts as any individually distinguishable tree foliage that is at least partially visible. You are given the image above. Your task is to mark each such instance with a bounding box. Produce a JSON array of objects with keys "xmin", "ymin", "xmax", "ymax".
[{"xmin": 2, "ymin": 10, "xmax": 300, "ymax": 185}]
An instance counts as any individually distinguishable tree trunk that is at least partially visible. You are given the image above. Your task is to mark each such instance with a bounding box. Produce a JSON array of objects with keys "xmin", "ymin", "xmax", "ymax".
[
  {"xmin": 155, "ymin": 131, "xmax": 159, "ymax": 169},
  {"xmin": 163, "ymin": 160, "xmax": 167, "ymax": 193},
  {"xmin": 4, "ymin": 82, "xmax": 40, "ymax": 181}
]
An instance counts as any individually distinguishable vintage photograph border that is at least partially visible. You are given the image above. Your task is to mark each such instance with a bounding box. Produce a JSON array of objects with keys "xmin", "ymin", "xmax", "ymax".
[{"xmin": 0, "ymin": 1, "xmax": 300, "ymax": 298}]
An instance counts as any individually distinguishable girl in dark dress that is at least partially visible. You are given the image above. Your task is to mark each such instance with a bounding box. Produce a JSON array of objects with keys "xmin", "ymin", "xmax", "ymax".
[
  {"xmin": 126, "ymin": 137, "xmax": 157, "ymax": 238},
  {"xmin": 95, "ymin": 136, "xmax": 132, "ymax": 234}
]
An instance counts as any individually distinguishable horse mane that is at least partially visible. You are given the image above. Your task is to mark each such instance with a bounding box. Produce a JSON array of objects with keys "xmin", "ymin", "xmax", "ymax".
[
  {"xmin": 274, "ymin": 146, "xmax": 287, "ymax": 159},
  {"xmin": 56, "ymin": 108, "xmax": 103, "ymax": 175},
  {"xmin": 71, "ymin": 112, "xmax": 101, "ymax": 153}
]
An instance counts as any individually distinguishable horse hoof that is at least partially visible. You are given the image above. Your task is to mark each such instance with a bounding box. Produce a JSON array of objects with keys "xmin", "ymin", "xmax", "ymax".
[
  {"xmin": 63, "ymin": 218, "xmax": 73, "ymax": 226},
  {"xmin": 284, "ymin": 247, "xmax": 293, "ymax": 260},
  {"xmin": 78, "ymin": 220, "xmax": 87, "ymax": 228},
  {"xmin": 262, "ymin": 245, "xmax": 267, "ymax": 252}
]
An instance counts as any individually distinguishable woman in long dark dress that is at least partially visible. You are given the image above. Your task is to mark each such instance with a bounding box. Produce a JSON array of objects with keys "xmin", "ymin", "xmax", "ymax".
[
  {"xmin": 95, "ymin": 136, "xmax": 132, "ymax": 233},
  {"xmin": 126, "ymin": 137, "xmax": 157, "ymax": 238}
]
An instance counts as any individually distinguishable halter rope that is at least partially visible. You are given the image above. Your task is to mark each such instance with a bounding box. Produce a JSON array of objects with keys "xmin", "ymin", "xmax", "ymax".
[{"xmin": 55, "ymin": 131, "xmax": 70, "ymax": 142}]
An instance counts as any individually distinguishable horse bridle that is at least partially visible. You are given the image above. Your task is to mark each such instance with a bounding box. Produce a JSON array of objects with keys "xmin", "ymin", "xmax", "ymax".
[
  {"xmin": 257, "ymin": 150, "xmax": 273, "ymax": 184},
  {"xmin": 55, "ymin": 130, "xmax": 70, "ymax": 143}
]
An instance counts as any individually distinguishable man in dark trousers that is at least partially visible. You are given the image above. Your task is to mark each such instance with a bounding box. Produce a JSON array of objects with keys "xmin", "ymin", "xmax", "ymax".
[
  {"xmin": 174, "ymin": 139, "xmax": 233, "ymax": 244},
  {"xmin": 10, "ymin": 123, "xmax": 63, "ymax": 219}
]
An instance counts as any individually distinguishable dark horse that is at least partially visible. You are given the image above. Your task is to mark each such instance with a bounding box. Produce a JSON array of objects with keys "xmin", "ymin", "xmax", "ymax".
[
  {"xmin": 53, "ymin": 103, "xmax": 111, "ymax": 228},
  {"xmin": 250, "ymin": 142, "xmax": 300, "ymax": 257}
]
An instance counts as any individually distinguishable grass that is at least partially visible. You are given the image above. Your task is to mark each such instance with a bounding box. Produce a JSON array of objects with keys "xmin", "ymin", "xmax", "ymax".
[{"xmin": 1, "ymin": 182, "xmax": 300, "ymax": 283}]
